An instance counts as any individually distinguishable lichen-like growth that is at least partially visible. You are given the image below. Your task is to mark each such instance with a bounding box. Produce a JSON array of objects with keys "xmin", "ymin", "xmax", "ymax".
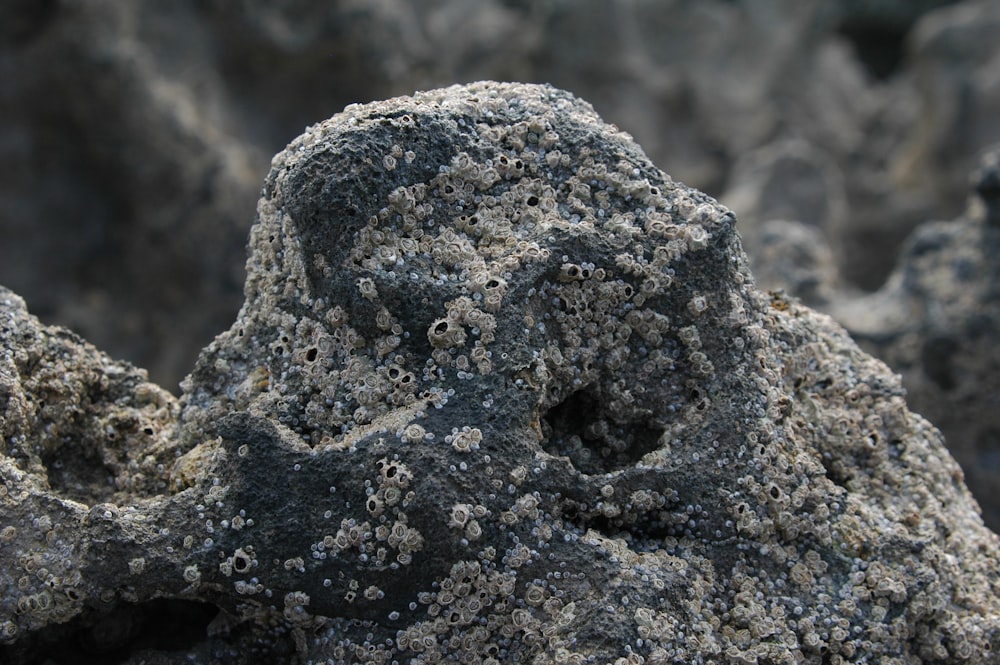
[{"xmin": 2, "ymin": 82, "xmax": 999, "ymax": 664}]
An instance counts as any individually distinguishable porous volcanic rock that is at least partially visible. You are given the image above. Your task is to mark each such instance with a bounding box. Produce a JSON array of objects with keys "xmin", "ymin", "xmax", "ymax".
[{"xmin": 3, "ymin": 82, "xmax": 1000, "ymax": 664}]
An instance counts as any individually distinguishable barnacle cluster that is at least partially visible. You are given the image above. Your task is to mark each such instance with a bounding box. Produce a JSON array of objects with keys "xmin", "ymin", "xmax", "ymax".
[
  {"xmin": 3, "ymin": 83, "xmax": 999, "ymax": 664},
  {"xmin": 168, "ymin": 82, "xmax": 1000, "ymax": 663},
  {"xmin": 180, "ymin": 82, "xmax": 736, "ymax": 475}
]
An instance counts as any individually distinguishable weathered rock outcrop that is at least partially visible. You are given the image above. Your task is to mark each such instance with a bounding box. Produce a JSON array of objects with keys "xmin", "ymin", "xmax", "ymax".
[{"xmin": 3, "ymin": 82, "xmax": 999, "ymax": 664}]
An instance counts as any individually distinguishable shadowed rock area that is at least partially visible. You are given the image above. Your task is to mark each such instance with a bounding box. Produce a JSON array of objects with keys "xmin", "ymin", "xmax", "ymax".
[{"xmin": 2, "ymin": 82, "xmax": 999, "ymax": 664}]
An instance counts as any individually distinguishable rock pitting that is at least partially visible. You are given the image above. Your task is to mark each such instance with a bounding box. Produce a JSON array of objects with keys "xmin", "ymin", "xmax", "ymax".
[{"xmin": 2, "ymin": 82, "xmax": 999, "ymax": 664}]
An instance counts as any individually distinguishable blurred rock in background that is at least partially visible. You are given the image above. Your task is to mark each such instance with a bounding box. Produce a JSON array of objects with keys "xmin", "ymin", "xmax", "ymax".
[
  {"xmin": 2, "ymin": 0, "xmax": 999, "ymax": 529},
  {"xmin": 830, "ymin": 145, "xmax": 1000, "ymax": 531}
]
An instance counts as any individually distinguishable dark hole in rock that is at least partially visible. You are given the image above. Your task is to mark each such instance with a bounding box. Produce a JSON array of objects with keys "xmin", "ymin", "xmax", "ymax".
[
  {"xmin": 541, "ymin": 388, "xmax": 663, "ymax": 475},
  {"xmin": 819, "ymin": 453, "xmax": 851, "ymax": 490},
  {"xmin": 1, "ymin": 0, "xmax": 59, "ymax": 46},
  {"xmin": 921, "ymin": 335, "xmax": 958, "ymax": 391},
  {"xmin": 40, "ymin": 446, "xmax": 116, "ymax": 506},
  {"xmin": 836, "ymin": 19, "xmax": 909, "ymax": 81},
  {"xmin": 556, "ymin": 491, "xmax": 685, "ymax": 542},
  {"xmin": 0, "ymin": 599, "xmax": 218, "ymax": 665}
]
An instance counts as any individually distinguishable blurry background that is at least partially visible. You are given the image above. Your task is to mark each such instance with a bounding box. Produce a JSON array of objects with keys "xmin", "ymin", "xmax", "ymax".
[{"xmin": 2, "ymin": 0, "xmax": 999, "ymax": 528}]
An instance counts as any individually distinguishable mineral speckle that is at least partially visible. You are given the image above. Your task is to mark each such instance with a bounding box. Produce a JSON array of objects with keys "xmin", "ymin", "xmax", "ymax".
[{"xmin": 3, "ymin": 82, "xmax": 1000, "ymax": 664}]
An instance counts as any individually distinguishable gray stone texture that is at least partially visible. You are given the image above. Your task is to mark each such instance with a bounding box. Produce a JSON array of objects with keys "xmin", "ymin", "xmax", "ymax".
[{"xmin": 3, "ymin": 81, "xmax": 1000, "ymax": 665}]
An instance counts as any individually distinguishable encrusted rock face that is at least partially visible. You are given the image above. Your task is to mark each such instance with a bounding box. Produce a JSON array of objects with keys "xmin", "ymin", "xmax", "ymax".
[
  {"xmin": 3, "ymin": 82, "xmax": 1000, "ymax": 664},
  {"xmin": 0, "ymin": 286, "xmax": 184, "ymax": 640}
]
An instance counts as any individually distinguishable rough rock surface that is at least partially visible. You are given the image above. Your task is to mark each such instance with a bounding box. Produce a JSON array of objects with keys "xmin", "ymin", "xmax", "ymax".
[
  {"xmin": 748, "ymin": 219, "xmax": 842, "ymax": 307},
  {"xmin": 3, "ymin": 82, "xmax": 1000, "ymax": 664},
  {"xmin": 898, "ymin": 1, "xmax": 1000, "ymax": 216},
  {"xmin": 0, "ymin": 286, "xmax": 181, "ymax": 507}
]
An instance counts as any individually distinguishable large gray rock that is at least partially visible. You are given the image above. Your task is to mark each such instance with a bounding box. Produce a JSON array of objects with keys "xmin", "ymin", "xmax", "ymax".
[{"xmin": 3, "ymin": 82, "xmax": 999, "ymax": 664}]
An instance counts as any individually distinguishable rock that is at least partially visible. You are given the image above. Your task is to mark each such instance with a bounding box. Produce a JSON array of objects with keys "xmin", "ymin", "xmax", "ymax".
[
  {"xmin": 0, "ymin": 285, "xmax": 191, "ymax": 645},
  {"xmin": 0, "ymin": 1, "xmax": 264, "ymax": 389},
  {"xmin": 0, "ymin": 287, "xmax": 181, "ymax": 507},
  {"xmin": 831, "ymin": 0, "xmax": 960, "ymax": 80},
  {"xmin": 831, "ymin": 144, "xmax": 1000, "ymax": 533},
  {"xmin": 4, "ymin": 82, "xmax": 999, "ymax": 664},
  {"xmin": 750, "ymin": 219, "xmax": 842, "ymax": 306},
  {"xmin": 722, "ymin": 139, "xmax": 847, "ymax": 241},
  {"xmin": 719, "ymin": 139, "xmax": 846, "ymax": 304},
  {"xmin": 972, "ymin": 144, "xmax": 1000, "ymax": 227},
  {"xmin": 895, "ymin": 0, "xmax": 1000, "ymax": 217}
]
